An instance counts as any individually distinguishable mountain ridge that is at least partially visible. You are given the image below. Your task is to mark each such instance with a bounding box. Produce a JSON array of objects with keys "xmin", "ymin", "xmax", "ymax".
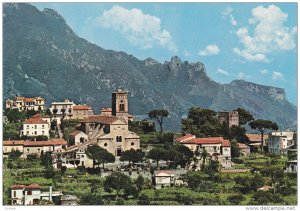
[{"xmin": 3, "ymin": 3, "xmax": 297, "ymax": 130}]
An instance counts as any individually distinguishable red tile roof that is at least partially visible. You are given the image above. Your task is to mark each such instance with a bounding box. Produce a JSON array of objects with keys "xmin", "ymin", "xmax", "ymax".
[
  {"xmin": 32, "ymin": 114, "xmax": 50, "ymax": 118},
  {"xmin": 25, "ymin": 184, "xmax": 41, "ymax": 189},
  {"xmin": 221, "ymin": 139, "xmax": 231, "ymax": 147},
  {"xmin": 81, "ymin": 115, "xmax": 125, "ymax": 124},
  {"xmin": 155, "ymin": 170, "xmax": 174, "ymax": 176},
  {"xmin": 16, "ymin": 97, "xmax": 25, "ymax": 101},
  {"xmin": 23, "ymin": 139, "xmax": 67, "ymax": 146},
  {"xmin": 70, "ymin": 130, "xmax": 82, "ymax": 136},
  {"xmin": 3, "ymin": 140, "xmax": 25, "ymax": 146},
  {"xmin": 23, "ymin": 118, "xmax": 48, "ymax": 124},
  {"xmin": 11, "ymin": 185, "xmax": 26, "ymax": 189},
  {"xmin": 175, "ymin": 134, "xmax": 195, "ymax": 142},
  {"xmin": 181, "ymin": 137, "xmax": 231, "ymax": 147},
  {"xmin": 73, "ymin": 105, "xmax": 91, "ymax": 110},
  {"xmin": 246, "ymin": 133, "xmax": 268, "ymax": 142},
  {"xmin": 238, "ymin": 143, "xmax": 249, "ymax": 149},
  {"xmin": 24, "ymin": 98, "xmax": 35, "ymax": 102}
]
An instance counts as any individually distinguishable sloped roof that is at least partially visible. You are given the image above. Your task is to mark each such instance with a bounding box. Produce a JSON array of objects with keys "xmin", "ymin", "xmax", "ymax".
[
  {"xmin": 81, "ymin": 115, "xmax": 125, "ymax": 124},
  {"xmin": 23, "ymin": 118, "xmax": 48, "ymax": 124},
  {"xmin": 11, "ymin": 185, "xmax": 26, "ymax": 189},
  {"xmin": 24, "ymin": 98, "xmax": 35, "ymax": 102},
  {"xmin": 238, "ymin": 143, "xmax": 249, "ymax": 149},
  {"xmin": 32, "ymin": 114, "xmax": 50, "ymax": 118},
  {"xmin": 221, "ymin": 139, "xmax": 231, "ymax": 147},
  {"xmin": 73, "ymin": 105, "xmax": 91, "ymax": 110},
  {"xmin": 125, "ymin": 132, "xmax": 140, "ymax": 139},
  {"xmin": 3, "ymin": 140, "xmax": 25, "ymax": 146},
  {"xmin": 16, "ymin": 97, "xmax": 25, "ymax": 101},
  {"xmin": 175, "ymin": 134, "xmax": 195, "ymax": 142},
  {"xmin": 70, "ymin": 130, "xmax": 83, "ymax": 136},
  {"xmin": 25, "ymin": 184, "xmax": 41, "ymax": 189},
  {"xmin": 246, "ymin": 133, "xmax": 268, "ymax": 142},
  {"xmin": 182, "ymin": 137, "xmax": 224, "ymax": 144},
  {"xmin": 23, "ymin": 139, "xmax": 67, "ymax": 146},
  {"xmin": 155, "ymin": 170, "xmax": 174, "ymax": 176}
]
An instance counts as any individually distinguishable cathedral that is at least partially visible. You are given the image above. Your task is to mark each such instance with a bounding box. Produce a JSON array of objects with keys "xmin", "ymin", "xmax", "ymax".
[{"xmin": 56, "ymin": 89, "xmax": 140, "ymax": 168}]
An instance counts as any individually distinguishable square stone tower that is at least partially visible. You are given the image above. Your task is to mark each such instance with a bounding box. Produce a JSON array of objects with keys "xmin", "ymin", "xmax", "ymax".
[{"xmin": 112, "ymin": 89, "xmax": 128, "ymax": 118}]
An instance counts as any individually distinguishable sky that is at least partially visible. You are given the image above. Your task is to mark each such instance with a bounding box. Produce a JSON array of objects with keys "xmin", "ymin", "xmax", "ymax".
[{"xmin": 32, "ymin": 2, "xmax": 298, "ymax": 105}]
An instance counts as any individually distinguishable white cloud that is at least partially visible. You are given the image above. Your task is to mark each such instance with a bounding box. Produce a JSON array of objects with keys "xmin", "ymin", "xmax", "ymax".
[
  {"xmin": 199, "ymin": 44, "xmax": 220, "ymax": 56},
  {"xmin": 238, "ymin": 72, "xmax": 252, "ymax": 79},
  {"xmin": 260, "ymin": 69, "xmax": 269, "ymax": 75},
  {"xmin": 216, "ymin": 68, "xmax": 229, "ymax": 75},
  {"xmin": 222, "ymin": 6, "xmax": 238, "ymax": 26},
  {"xmin": 184, "ymin": 50, "xmax": 191, "ymax": 57},
  {"xmin": 233, "ymin": 48, "xmax": 268, "ymax": 62},
  {"xmin": 234, "ymin": 5, "xmax": 297, "ymax": 62},
  {"xmin": 90, "ymin": 6, "xmax": 177, "ymax": 52},
  {"xmin": 272, "ymin": 71, "xmax": 284, "ymax": 81}
]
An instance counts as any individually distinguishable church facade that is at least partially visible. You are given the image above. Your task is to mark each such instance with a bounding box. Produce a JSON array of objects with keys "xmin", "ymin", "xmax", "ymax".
[{"xmin": 55, "ymin": 89, "xmax": 140, "ymax": 168}]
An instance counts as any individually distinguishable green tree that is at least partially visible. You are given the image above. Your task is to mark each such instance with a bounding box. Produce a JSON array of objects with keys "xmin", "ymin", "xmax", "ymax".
[
  {"xmin": 236, "ymin": 108, "xmax": 254, "ymax": 125},
  {"xmin": 229, "ymin": 125, "xmax": 249, "ymax": 143},
  {"xmin": 171, "ymin": 144, "xmax": 193, "ymax": 167},
  {"xmin": 231, "ymin": 139, "xmax": 241, "ymax": 158},
  {"xmin": 26, "ymin": 153, "xmax": 39, "ymax": 162},
  {"xmin": 9, "ymin": 149, "xmax": 23, "ymax": 159},
  {"xmin": 148, "ymin": 109, "xmax": 169, "ymax": 133},
  {"xmin": 104, "ymin": 172, "xmax": 133, "ymax": 200},
  {"xmin": 85, "ymin": 145, "xmax": 102, "ymax": 169},
  {"xmin": 5, "ymin": 109, "xmax": 26, "ymax": 123},
  {"xmin": 227, "ymin": 193, "xmax": 244, "ymax": 205},
  {"xmin": 41, "ymin": 151, "xmax": 53, "ymax": 168},
  {"xmin": 120, "ymin": 149, "xmax": 145, "ymax": 166},
  {"xmin": 135, "ymin": 175, "xmax": 145, "ymax": 191},
  {"xmin": 249, "ymin": 119, "xmax": 279, "ymax": 153},
  {"xmin": 80, "ymin": 193, "xmax": 104, "ymax": 205},
  {"xmin": 3, "ymin": 123, "xmax": 22, "ymax": 140},
  {"xmin": 147, "ymin": 148, "xmax": 168, "ymax": 168},
  {"xmin": 138, "ymin": 193, "xmax": 150, "ymax": 205},
  {"xmin": 181, "ymin": 107, "xmax": 223, "ymax": 137},
  {"xmin": 45, "ymin": 108, "xmax": 52, "ymax": 117}
]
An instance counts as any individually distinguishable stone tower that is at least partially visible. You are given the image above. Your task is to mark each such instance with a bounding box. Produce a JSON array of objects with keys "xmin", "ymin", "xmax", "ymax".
[{"xmin": 112, "ymin": 89, "xmax": 128, "ymax": 119}]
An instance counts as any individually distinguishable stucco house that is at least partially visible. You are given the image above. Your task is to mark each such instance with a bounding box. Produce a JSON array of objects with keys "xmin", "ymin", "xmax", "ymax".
[
  {"xmin": 268, "ymin": 131, "xmax": 295, "ymax": 155},
  {"xmin": 11, "ymin": 184, "xmax": 62, "ymax": 205},
  {"xmin": 176, "ymin": 135, "xmax": 232, "ymax": 168},
  {"xmin": 3, "ymin": 139, "xmax": 67, "ymax": 158},
  {"xmin": 20, "ymin": 117, "xmax": 50, "ymax": 138},
  {"xmin": 154, "ymin": 170, "xmax": 175, "ymax": 189},
  {"xmin": 238, "ymin": 143, "xmax": 251, "ymax": 156},
  {"xmin": 6, "ymin": 96, "xmax": 45, "ymax": 111}
]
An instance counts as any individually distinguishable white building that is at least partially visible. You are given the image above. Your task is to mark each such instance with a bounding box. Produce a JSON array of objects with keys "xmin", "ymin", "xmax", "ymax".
[
  {"xmin": 154, "ymin": 170, "xmax": 175, "ymax": 189},
  {"xmin": 176, "ymin": 135, "xmax": 232, "ymax": 168},
  {"xmin": 6, "ymin": 96, "xmax": 45, "ymax": 111},
  {"xmin": 268, "ymin": 131, "xmax": 295, "ymax": 155},
  {"xmin": 3, "ymin": 139, "xmax": 68, "ymax": 158},
  {"xmin": 50, "ymin": 100, "xmax": 76, "ymax": 123},
  {"xmin": 11, "ymin": 184, "xmax": 62, "ymax": 205},
  {"xmin": 20, "ymin": 117, "xmax": 50, "ymax": 138}
]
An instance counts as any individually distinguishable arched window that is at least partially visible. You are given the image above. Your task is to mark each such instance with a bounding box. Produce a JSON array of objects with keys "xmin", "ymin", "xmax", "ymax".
[
  {"xmin": 116, "ymin": 136, "xmax": 122, "ymax": 142},
  {"xmin": 119, "ymin": 100, "xmax": 125, "ymax": 112},
  {"xmin": 104, "ymin": 143, "xmax": 107, "ymax": 147},
  {"xmin": 131, "ymin": 142, "xmax": 134, "ymax": 146}
]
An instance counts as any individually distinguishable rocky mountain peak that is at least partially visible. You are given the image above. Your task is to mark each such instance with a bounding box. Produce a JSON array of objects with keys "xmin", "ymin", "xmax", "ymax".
[
  {"xmin": 43, "ymin": 8, "xmax": 65, "ymax": 22},
  {"xmin": 230, "ymin": 80, "xmax": 286, "ymax": 100}
]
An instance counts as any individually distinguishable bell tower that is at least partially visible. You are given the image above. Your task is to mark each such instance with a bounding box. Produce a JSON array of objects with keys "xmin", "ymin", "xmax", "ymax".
[{"xmin": 112, "ymin": 89, "xmax": 128, "ymax": 118}]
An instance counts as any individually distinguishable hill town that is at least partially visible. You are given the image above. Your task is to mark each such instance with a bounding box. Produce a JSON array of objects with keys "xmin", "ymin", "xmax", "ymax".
[{"xmin": 3, "ymin": 89, "xmax": 297, "ymax": 205}]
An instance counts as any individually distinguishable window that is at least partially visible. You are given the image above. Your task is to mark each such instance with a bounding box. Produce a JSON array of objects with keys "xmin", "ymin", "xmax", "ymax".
[
  {"xmin": 27, "ymin": 149, "xmax": 29, "ymax": 152},
  {"xmin": 13, "ymin": 191, "xmax": 16, "ymax": 197},
  {"xmin": 27, "ymin": 190, "xmax": 32, "ymax": 195},
  {"xmin": 42, "ymin": 125, "xmax": 44, "ymax": 129},
  {"xmin": 104, "ymin": 143, "xmax": 107, "ymax": 147},
  {"xmin": 27, "ymin": 125, "xmax": 29, "ymax": 128},
  {"xmin": 116, "ymin": 136, "xmax": 122, "ymax": 142},
  {"xmin": 131, "ymin": 142, "xmax": 134, "ymax": 146},
  {"xmin": 35, "ymin": 125, "xmax": 37, "ymax": 129},
  {"xmin": 119, "ymin": 100, "xmax": 125, "ymax": 112},
  {"xmin": 35, "ymin": 131, "xmax": 37, "ymax": 135}
]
